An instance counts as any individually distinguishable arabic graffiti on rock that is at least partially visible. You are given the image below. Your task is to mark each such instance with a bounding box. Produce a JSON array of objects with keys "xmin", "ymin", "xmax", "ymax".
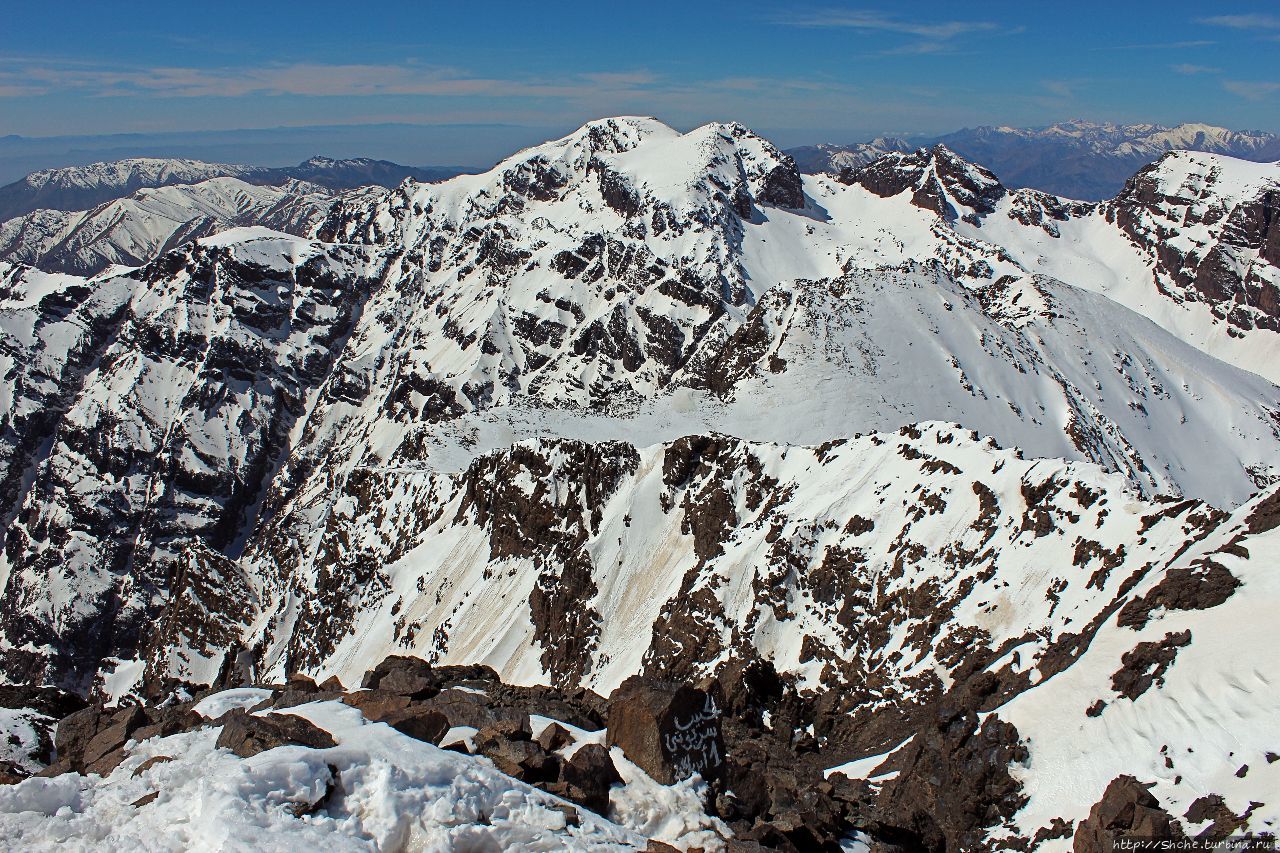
[{"xmin": 662, "ymin": 692, "xmax": 723, "ymax": 780}]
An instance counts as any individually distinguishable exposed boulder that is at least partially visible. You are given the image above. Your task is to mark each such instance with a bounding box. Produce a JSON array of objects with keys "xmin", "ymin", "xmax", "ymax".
[
  {"xmin": 1073, "ymin": 775, "xmax": 1181, "ymax": 852},
  {"xmin": 129, "ymin": 705, "xmax": 205, "ymax": 743},
  {"xmin": 374, "ymin": 707, "xmax": 450, "ymax": 745},
  {"xmin": 557, "ymin": 743, "xmax": 622, "ymax": 815},
  {"xmin": 606, "ymin": 677, "xmax": 724, "ymax": 785},
  {"xmin": 473, "ymin": 717, "xmax": 559, "ymax": 784},
  {"xmin": 425, "ymin": 689, "xmax": 523, "ymax": 730},
  {"xmin": 537, "ymin": 722, "xmax": 574, "ymax": 752},
  {"xmin": 359, "ymin": 655, "xmax": 441, "ymax": 697},
  {"xmin": 49, "ymin": 704, "xmax": 147, "ymax": 775},
  {"xmin": 214, "ymin": 709, "xmax": 337, "ymax": 758},
  {"xmin": 340, "ymin": 689, "xmax": 412, "ymax": 719}
]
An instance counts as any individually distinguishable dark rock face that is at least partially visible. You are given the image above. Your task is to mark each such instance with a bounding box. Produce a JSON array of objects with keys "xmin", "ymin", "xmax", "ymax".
[
  {"xmin": 606, "ymin": 678, "xmax": 724, "ymax": 785},
  {"xmin": 0, "ymin": 241, "xmax": 381, "ymax": 691},
  {"xmin": 595, "ymin": 164, "xmax": 643, "ymax": 216},
  {"xmin": 1183, "ymin": 793, "xmax": 1251, "ymax": 841},
  {"xmin": 757, "ymin": 160, "xmax": 806, "ymax": 209},
  {"xmin": 0, "ymin": 684, "xmax": 87, "ymax": 720},
  {"xmin": 1073, "ymin": 775, "xmax": 1182, "ymax": 852},
  {"xmin": 360, "ymin": 655, "xmax": 445, "ymax": 697},
  {"xmin": 1111, "ymin": 630, "xmax": 1192, "ymax": 701},
  {"xmin": 718, "ymin": 739, "xmax": 844, "ymax": 851},
  {"xmin": 214, "ymin": 709, "xmax": 337, "ymax": 758},
  {"xmin": 48, "ymin": 704, "xmax": 161, "ymax": 775},
  {"xmin": 1109, "ymin": 156, "xmax": 1280, "ymax": 332},
  {"xmin": 374, "ymin": 707, "xmax": 450, "ymax": 745},
  {"xmin": 868, "ymin": 697, "xmax": 1029, "ymax": 853},
  {"xmin": 1245, "ymin": 486, "xmax": 1280, "ymax": 535},
  {"xmin": 843, "ymin": 145, "xmax": 1006, "ymax": 222},
  {"xmin": 1117, "ymin": 560, "xmax": 1239, "ymax": 629}
]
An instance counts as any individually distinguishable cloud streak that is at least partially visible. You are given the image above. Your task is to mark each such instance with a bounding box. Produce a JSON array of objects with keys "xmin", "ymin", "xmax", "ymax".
[
  {"xmin": 0, "ymin": 60, "xmax": 669, "ymax": 100},
  {"xmin": 774, "ymin": 9, "xmax": 999, "ymax": 39},
  {"xmin": 1222, "ymin": 80, "xmax": 1280, "ymax": 100},
  {"xmin": 1199, "ymin": 14, "xmax": 1280, "ymax": 30},
  {"xmin": 1171, "ymin": 63, "xmax": 1221, "ymax": 75},
  {"xmin": 770, "ymin": 8, "xmax": 1007, "ymax": 54}
]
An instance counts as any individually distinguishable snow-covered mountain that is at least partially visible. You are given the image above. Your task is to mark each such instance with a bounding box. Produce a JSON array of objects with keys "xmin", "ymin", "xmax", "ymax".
[
  {"xmin": 946, "ymin": 120, "xmax": 1280, "ymax": 160},
  {"xmin": 0, "ymin": 178, "xmax": 348, "ymax": 275},
  {"xmin": 1, "ymin": 117, "xmax": 1278, "ymax": 848},
  {"xmin": 0, "ymin": 158, "xmax": 267, "ymax": 221},
  {"xmin": 785, "ymin": 136, "xmax": 918, "ymax": 175},
  {"xmin": 963, "ymin": 149, "xmax": 1280, "ymax": 385},
  {"xmin": 0, "ymin": 156, "xmax": 469, "ymax": 222},
  {"xmin": 792, "ymin": 121, "xmax": 1280, "ymax": 200}
]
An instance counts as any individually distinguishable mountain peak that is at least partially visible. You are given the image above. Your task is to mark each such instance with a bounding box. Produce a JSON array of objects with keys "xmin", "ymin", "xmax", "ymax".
[{"xmin": 840, "ymin": 144, "xmax": 1005, "ymax": 222}]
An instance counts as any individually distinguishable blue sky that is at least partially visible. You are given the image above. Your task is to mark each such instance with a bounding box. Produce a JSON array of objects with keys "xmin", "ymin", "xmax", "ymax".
[{"xmin": 2, "ymin": 1, "xmax": 1278, "ymax": 166}]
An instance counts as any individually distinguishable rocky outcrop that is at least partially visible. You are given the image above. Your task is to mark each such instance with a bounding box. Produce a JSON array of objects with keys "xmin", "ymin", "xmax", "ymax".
[
  {"xmin": 1107, "ymin": 152, "xmax": 1280, "ymax": 332},
  {"xmin": 1073, "ymin": 776, "xmax": 1182, "ymax": 852},
  {"xmin": 1116, "ymin": 560, "xmax": 1239, "ymax": 629},
  {"xmin": 863, "ymin": 681, "xmax": 1030, "ymax": 852}
]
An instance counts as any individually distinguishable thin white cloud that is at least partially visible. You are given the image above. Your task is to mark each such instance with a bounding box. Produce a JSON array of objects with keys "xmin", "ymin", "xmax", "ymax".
[
  {"xmin": 0, "ymin": 61, "xmax": 663, "ymax": 100},
  {"xmin": 0, "ymin": 58, "xmax": 868, "ymax": 134},
  {"xmin": 1042, "ymin": 80, "xmax": 1075, "ymax": 98},
  {"xmin": 1222, "ymin": 80, "xmax": 1280, "ymax": 100},
  {"xmin": 771, "ymin": 8, "xmax": 1006, "ymax": 55},
  {"xmin": 1092, "ymin": 40, "xmax": 1216, "ymax": 50},
  {"xmin": 1199, "ymin": 14, "xmax": 1280, "ymax": 29},
  {"xmin": 775, "ymin": 9, "xmax": 999, "ymax": 39},
  {"xmin": 1171, "ymin": 63, "xmax": 1222, "ymax": 75}
]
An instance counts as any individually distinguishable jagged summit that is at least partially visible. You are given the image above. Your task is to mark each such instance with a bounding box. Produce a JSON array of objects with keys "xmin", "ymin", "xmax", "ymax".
[
  {"xmin": 403, "ymin": 116, "xmax": 806, "ymax": 221},
  {"xmin": 838, "ymin": 143, "xmax": 1006, "ymax": 222}
]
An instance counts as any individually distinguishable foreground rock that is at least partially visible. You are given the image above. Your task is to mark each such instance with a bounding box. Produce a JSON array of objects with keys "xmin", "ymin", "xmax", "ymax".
[
  {"xmin": 606, "ymin": 678, "xmax": 725, "ymax": 785},
  {"xmin": 46, "ymin": 703, "xmax": 202, "ymax": 776},
  {"xmin": 215, "ymin": 709, "xmax": 337, "ymax": 758}
]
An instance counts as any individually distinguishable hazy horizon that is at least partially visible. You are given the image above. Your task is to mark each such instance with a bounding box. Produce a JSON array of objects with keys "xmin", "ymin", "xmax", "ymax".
[
  {"xmin": 4, "ymin": 0, "xmax": 1277, "ymax": 182},
  {"xmin": 4, "ymin": 112, "xmax": 1279, "ymax": 186}
]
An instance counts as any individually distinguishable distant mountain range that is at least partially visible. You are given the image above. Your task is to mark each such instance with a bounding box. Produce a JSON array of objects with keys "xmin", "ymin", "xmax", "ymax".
[
  {"xmin": 0, "ymin": 177, "xmax": 355, "ymax": 276},
  {"xmin": 788, "ymin": 120, "xmax": 1280, "ymax": 199},
  {"xmin": 0, "ymin": 156, "xmax": 470, "ymax": 222}
]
